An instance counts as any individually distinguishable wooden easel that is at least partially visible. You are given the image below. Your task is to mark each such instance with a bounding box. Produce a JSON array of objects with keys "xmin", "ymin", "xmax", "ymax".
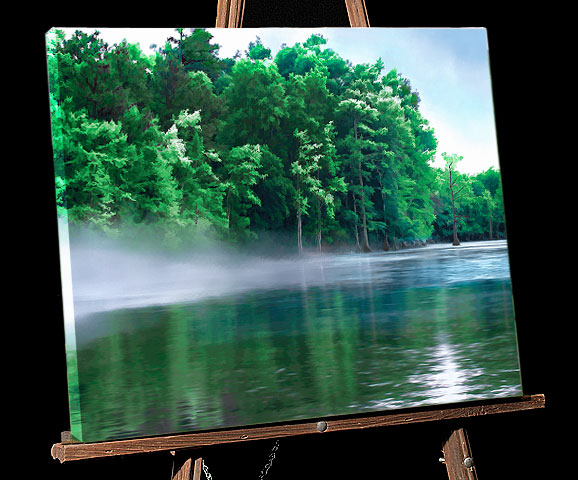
[
  {"xmin": 50, "ymin": 3, "xmax": 546, "ymax": 479},
  {"xmin": 52, "ymin": 395, "xmax": 545, "ymax": 479}
]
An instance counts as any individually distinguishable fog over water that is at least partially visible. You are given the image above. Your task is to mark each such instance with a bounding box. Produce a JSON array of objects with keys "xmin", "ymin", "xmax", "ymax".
[{"xmin": 68, "ymin": 227, "xmax": 512, "ymax": 320}]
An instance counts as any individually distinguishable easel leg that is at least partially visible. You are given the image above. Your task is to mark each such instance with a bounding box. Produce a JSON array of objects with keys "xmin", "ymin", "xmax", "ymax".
[
  {"xmin": 441, "ymin": 428, "xmax": 478, "ymax": 480},
  {"xmin": 192, "ymin": 458, "xmax": 203, "ymax": 480},
  {"xmin": 172, "ymin": 457, "xmax": 203, "ymax": 480}
]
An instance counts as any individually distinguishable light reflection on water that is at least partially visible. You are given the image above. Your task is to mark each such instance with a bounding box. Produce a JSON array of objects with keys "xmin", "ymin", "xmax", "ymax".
[{"xmin": 70, "ymin": 241, "xmax": 522, "ymax": 442}]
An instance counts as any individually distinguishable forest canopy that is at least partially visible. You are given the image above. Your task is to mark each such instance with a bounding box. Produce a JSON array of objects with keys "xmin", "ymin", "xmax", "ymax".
[{"xmin": 47, "ymin": 28, "xmax": 506, "ymax": 251}]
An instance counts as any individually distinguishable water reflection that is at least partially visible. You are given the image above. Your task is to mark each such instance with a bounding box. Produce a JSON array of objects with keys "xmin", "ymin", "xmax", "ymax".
[
  {"xmin": 408, "ymin": 335, "xmax": 484, "ymax": 405},
  {"xmin": 70, "ymin": 241, "xmax": 522, "ymax": 442}
]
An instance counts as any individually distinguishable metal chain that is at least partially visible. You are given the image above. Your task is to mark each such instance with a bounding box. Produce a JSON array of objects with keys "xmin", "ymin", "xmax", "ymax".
[
  {"xmin": 258, "ymin": 439, "xmax": 280, "ymax": 480},
  {"xmin": 200, "ymin": 440, "xmax": 280, "ymax": 480},
  {"xmin": 202, "ymin": 459, "xmax": 213, "ymax": 480}
]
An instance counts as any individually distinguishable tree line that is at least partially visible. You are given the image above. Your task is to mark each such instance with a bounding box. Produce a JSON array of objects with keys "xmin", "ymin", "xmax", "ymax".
[{"xmin": 47, "ymin": 28, "xmax": 506, "ymax": 251}]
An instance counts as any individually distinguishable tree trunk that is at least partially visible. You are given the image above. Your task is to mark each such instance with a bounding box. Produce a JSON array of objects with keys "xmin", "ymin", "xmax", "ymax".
[
  {"xmin": 316, "ymin": 197, "xmax": 322, "ymax": 251},
  {"xmin": 360, "ymin": 212, "xmax": 371, "ymax": 252},
  {"xmin": 297, "ymin": 207, "xmax": 303, "ymax": 253},
  {"xmin": 226, "ymin": 191, "xmax": 231, "ymax": 225},
  {"xmin": 354, "ymin": 118, "xmax": 371, "ymax": 252},
  {"xmin": 352, "ymin": 197, "xmax": 361, "ymax": 252},
  {"xmin": 226, "ymin": 190, "xmax": 232, "ymax": 240},
  {"xmin": 451, "ymin": 208, "xmax": 460, "ymax": 245},
  {"xmin": 383, "ymin": 232, "xmax": 390, "ymax": 251},
  {"xmin": 377, "ymin": 173, "xmax": 389, "ymax": 252},
  {"xmin": 449, "ymin": 169, "xmax": 460, "ymax": 246}
]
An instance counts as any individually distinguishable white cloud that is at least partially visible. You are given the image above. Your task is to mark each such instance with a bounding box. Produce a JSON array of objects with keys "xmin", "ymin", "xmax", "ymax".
[{"xmin": 424, "ymin": 105, "xmax": 500, "ymax": 175}]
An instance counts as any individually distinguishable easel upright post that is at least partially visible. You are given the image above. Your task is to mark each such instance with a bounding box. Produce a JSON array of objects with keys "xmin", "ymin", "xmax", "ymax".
[
  {"xmin": 345, "ymin": 0, "xmax": 370, "ymax": 27},
  {"xmin": 171, "ymin": 457, "xmax": 202, "ymax": 480},
  {"xmin": 215, "ymin": 0, "xmax": 370, "ymax": 28},
  {"xmin": 441, "ymin": 428, "xmax": 478, "ymax": 480},
  {"xmin": 216, "ymin": 0, "xmax": 245, "ymax": 27}
]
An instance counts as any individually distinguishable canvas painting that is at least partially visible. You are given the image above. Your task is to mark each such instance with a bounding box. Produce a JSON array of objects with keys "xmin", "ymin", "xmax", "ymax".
[{"xmin": 46, "ymin": 27, "xmax": 523, "ymax": 443}]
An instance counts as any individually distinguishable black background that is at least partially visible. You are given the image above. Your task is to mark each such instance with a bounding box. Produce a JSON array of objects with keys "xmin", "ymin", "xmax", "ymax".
[{"xmin": 17, "ymin": 1, "xmax": 562, "ymax": 478}]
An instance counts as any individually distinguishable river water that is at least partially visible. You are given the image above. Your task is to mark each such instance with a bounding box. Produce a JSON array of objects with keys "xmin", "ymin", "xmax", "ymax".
[{"xmin": 67, "ymin": 240, "xmax": 522, "ymax": 442}]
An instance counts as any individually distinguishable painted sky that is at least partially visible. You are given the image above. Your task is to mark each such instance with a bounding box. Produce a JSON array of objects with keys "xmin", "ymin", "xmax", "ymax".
[{"xmin": 55, "ymin": 27, "xmax": 500, "ymax": 174}]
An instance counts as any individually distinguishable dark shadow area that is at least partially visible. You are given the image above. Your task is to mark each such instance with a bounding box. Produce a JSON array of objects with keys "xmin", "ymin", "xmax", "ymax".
[{"xmin": 242, "ymin": 0, "xmax": 350, "ymax": 27}]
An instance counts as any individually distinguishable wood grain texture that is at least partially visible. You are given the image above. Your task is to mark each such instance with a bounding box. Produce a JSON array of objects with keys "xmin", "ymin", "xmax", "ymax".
[
  {"xmin": 192, "ymin": 458, "xmax": 202, "ymax": 480},
  {"xmin": 216, "ymin": 0, "xmax": 369, "ymax": 28},
  {"xmin": 215, "ymin": 0, "xmax": 245, "ymax": 27},
  {"xmin": 172, "ymin": 457, "xmax": 192, "ymax": 480},
  {"xmin": 344, "ymin": 0, "xmax": 370, "ymax": 27},
  {"xmin": 51, "ymin": 394, "xmax": 544, "ymax": 463},
  {"xmin": 442, "ymin": 428, "xmax": 478, "ymax": 480}
]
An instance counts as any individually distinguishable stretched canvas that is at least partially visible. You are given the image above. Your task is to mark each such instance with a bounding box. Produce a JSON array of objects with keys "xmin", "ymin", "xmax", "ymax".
[{"xmin": 47, "ymin": 27, "xmax": 523, "ymax": 443}]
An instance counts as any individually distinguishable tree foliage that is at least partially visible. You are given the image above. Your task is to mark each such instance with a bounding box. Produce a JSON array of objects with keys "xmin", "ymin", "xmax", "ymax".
[{"xmin": 47, "ymin": 28, "xmax": 506, "ymax": 251}]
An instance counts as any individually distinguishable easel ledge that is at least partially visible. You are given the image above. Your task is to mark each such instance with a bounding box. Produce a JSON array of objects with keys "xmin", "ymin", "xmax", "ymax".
[{"xmin": 52, "ymin": 394, "xmax": 544, "ymax": 463}]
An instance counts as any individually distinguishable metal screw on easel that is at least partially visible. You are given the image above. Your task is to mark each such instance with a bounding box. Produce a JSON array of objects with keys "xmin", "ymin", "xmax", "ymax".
[
  {"xmin": 464, "ymin": 456, "xmax": 474, "ymax": 468},
  {"xmin": 317, "ymin": 421, "xmax": 328, "ymax": 432}
]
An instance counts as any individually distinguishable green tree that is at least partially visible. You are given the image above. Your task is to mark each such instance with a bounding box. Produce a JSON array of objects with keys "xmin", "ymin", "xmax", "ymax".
[
  {"xmin": 481, "ymin": 189, "xmax": 496, "ymax": 239},
  {"xmin": 363, "ymin": 83, "xmax": 411, "ymax": 249},
  {"xmin": 313, "ymin": 122, "xmax": 346, "ymax": 249},
  {"xmin": 56, "ymin": 101, "xmax": 162, "ymax": 229},
  {"xmin": 163, "ymin": 110, "xmax": 228, "ymax": 236},
  {"xmin": 293, "ymin": 123, "xmax": 344, "ymax": 251},
  {"xmin": 476, "ymin": 167, "xmax": 505, "ymax": 238},
  {"xmin": 185, "ymin": 70, "xmax": 226, "ymax": 150},
  {"xmin": 336, "ymin": 64, "xmax": 382, "ymax": 252},
  {"xmin": 246, "ymin": 37, "xmax": 272, "ymax": 61},
  {"xmin": 52, "ymin": 30, "xmax": 109, "ymax": 119},
  {"xmin": 221, "ymin": 144, "xmax": 265, "ymax": 239},
  {"xmin": 441, "ymin": 153, "xmax": 472, "ymax": 245},
  {"xmin": 168, "ymin": 28, "xmax": 225, "ymax": 81},
  {"xmin": 292, "ymin": 129, "xmax": 323, "ymax": 252},
  {"xmin": 150, "ymin": 29, "xmax": 225, "ymax": 132},
  {"xmin": 246, "ymin": 145, "xmax": 295, "ymax": 233},
  {"xmin": 216, "ymin": 58, "xmax": 287, "ymax": 149},
  {"xmin": 149, "ymin": 44, "xmax": 197, "ymax": 131},
  {"xmin": 274, "ymin": 34, "xmax": 351, "ymax": 95},
  {"xmin": 54, "ymin": 30, "xmax": 153, "ymax": 123}
]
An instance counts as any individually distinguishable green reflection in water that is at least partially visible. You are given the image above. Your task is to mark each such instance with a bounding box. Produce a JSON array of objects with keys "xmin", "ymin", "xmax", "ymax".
[{"xmin": 71, "ymin": 278, "xmax": 521, "ymax": 442}]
